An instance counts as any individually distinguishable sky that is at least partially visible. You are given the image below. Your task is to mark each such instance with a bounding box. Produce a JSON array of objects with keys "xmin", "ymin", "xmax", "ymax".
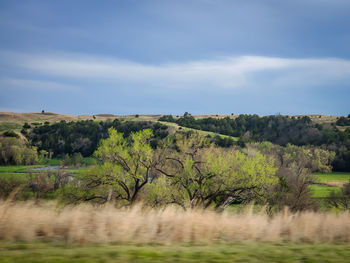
[{"xmin": 0, "ymin": 0, "xmax": 349, "ymax": 116}]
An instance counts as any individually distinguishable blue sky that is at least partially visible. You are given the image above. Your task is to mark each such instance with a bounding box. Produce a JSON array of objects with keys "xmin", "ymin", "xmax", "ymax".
[{"xmin": 0, "ymin": 0, "xmax": 349, "ymax": 116}]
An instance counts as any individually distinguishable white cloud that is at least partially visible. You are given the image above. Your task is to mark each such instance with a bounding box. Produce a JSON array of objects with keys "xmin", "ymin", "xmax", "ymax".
[
  {"xmin": 0, "ymin": 78, "xmax": 80, "ymax": 92},
  {"xmin": 4, "ymin": 52, "xmax": 350, "ymax": 92}
]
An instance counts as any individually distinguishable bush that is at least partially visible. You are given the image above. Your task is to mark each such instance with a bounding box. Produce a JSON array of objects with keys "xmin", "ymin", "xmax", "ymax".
[{"xmin": 2, "ymin": 131, "xmax": 19, "ymax": 138}]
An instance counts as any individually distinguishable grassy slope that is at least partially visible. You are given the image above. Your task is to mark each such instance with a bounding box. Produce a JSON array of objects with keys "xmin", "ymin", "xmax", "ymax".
[
  {"xmin": 158, "ymin": 121, "xmax": 238, "ymax": 140},
  {"xmin": 0, "ymin": 112, "xmax": 239, "ymax": 140},
  {"xmin": 2, "ymin": 112, "xmax": 348, "ymax": 140},
  {"xmin": 0, "ymin": 242, "xmax": 349, "ymax": 263}
]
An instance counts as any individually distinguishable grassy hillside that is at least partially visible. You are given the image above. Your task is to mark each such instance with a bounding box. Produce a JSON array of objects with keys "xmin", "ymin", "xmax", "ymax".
[{"xmin": 0, "ymin": 112, "xmax": 239, "ymax": 140}]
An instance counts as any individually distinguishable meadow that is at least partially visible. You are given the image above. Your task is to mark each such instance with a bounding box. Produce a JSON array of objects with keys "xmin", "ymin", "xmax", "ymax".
[{"xmin": 311, "ymin": 172, "xmax": 350, "ymax": 198}]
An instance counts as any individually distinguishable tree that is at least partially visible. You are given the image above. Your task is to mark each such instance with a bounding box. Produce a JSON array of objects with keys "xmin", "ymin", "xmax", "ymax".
[
  {"xmin": 326, "ymin": 182, "xmax": 350, "ymax": 210},
  {"xmin": 154, "ymin": 133, "xmax": 278, "ymax": 210},
  {"xmin": 0, "ymin": 137, "xmax": 39, "ymax": 165},
  {"xmin": 64, "ymin": 128, "xmax": 155, "ymax": 204}
]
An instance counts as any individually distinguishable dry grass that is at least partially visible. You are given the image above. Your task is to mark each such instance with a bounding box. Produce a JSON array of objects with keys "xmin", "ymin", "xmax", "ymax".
[{"xmin": 0, "ymin": 201, "xmax": 349, "ymax": 244}]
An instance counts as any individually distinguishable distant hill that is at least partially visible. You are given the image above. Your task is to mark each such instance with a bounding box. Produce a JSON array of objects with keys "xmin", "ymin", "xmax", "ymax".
[{"xmin": 0, "ymin": 112, "xmax": 342, "ymax": 124}]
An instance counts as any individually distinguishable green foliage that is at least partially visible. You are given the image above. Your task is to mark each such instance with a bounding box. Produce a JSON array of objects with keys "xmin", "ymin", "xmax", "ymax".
[
  {"xmin": 336, "ymin": 116, "xmax": 350, "ymax": 126},
  {"xmin": 60, "ymin": 153, "xmax": 84, "ymax": 167},
  {"xmin": 22, "ymin": 122, "xmax": 31, "ymax": 129},
  {"xmin": 250, "ymin": 142, "xmax": 335, "ymax": 173},
  {"xmin": 0, "ymin": 137, "xmax": 39, "ymax": 165},
  {"xmin": 153, "ymin": 133, "xmax": 278, "ymax": 209},
  {"xmin": 28, "ymin": 119, "xmax": 168, "ymax": 157},
  {"xmin": 160, "ymin": 114, "xmax": 350, "ymax": 172},
  {"xmin": 63, "ymin": 128, "xmax": 155, "ymax": 204},
  {"xmin": 325, "ymin": 182, "xmax": 350, "ymax": 210}
]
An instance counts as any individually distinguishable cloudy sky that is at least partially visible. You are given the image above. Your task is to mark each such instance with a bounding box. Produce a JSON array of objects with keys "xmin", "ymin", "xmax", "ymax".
[{"xmin": 0, "ymin": 0, "xmax": 349, "ymax": 115}]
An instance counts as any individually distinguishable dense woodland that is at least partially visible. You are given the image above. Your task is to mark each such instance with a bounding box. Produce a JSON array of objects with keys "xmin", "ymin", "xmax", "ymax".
[
  {"xmin": 159, "ymin": 114, "xmax": 350, "ymax": 171},
  {"xmin": 24, "ymin": 119, "xmax": 169, "ymax": 157}
]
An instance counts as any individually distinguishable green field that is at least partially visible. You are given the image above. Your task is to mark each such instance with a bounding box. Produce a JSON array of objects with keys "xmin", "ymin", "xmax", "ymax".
[
  {"xmin": 310, "ymin": 172, "xmax": 350, "ymax": 198},
  {"xmin": 0, "ymin": 165, "xmax": 45, "ymax": 173},
  {"xmin": 310, "ymin": 185, "xmax": 341, "ymax": 198},
  {"xmin": 0, "ymin": 158, "xmax": 93, "ymax": 180},
  {"xmin": 314, "ymin": 172, "xmax": 350, "ymax": 183},
  {"xmin": 0, "ymin": 242, "xmax": 349, "ymax": 263}
]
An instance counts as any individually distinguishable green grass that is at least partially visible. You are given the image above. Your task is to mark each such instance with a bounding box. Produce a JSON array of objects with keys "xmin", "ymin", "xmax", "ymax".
[
  {"xmin": 0, "ymin": 165, "xmax": 45, "ymax": 173},
  {"xmin": 0, "ymin": 122, "xmax": 22, "ymax": 132},
  {"xmin": 0, "ymin": 157, "xmax": 95, "ymax": 175},
  {"xmin": 314, "ymin": 172, "xmax": 350, "ymax": 183},
  {"xmin": 0, "ymin": 242, "xmax": 349, "ymax": 263},
  {"xmin": 310, "ymin": 172, "xmax": 350, "ymax": 198},
  {"xmin": 310, "ymin": 185, "xmax": 341, "ymax": 198}
]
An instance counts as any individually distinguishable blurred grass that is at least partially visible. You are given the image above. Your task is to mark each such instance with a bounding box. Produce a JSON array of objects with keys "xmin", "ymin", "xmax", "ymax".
[{"xmin": 0, "ymin": 242, "xmax": 349, "ymax": 263}]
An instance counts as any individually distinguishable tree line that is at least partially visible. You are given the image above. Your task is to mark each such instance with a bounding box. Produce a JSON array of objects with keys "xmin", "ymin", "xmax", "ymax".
[
  {"xmin": 24, "ymin": 119, "xmax": 169, "ymax": 157},
  {"xmin": 159, "ymin": 114, "xmax": 350, "ymax": 171}
]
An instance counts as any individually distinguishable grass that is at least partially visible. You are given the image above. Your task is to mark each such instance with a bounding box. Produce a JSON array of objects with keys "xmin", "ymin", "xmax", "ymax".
[
  {"xmin": 159, "ymin": 121, "xmax": 238, "ymax": 141},
  {"xmin": 1, "ymin": 202, "xmax": 350, "ymax": 244},
  {"xmin": 314, "ymin": 172, "xmax": 350, "ymax": 183},
  {"xmin": 0, "ymin": 122, "xmax": 22, "ymax": 133},
  {"xmin": 309, "ymin": 185, "xmax": 341, "ymax": 198},
  {"xmin": 0, "ymin": 242, "xmax": 350, "ymax": 263},
  {"xmin": 310, "ymin": 172, "xmax": 350, "ymax": 198},
  {"xmin": 0, "ymin": 157, "xmax": 95, "ymax": 174},
  {"xmin": 0, "ymin": 165, "xmax": 44, "ymax": 173}
]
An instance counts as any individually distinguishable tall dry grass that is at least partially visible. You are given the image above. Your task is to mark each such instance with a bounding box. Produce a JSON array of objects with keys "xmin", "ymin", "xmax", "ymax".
[{"xmin": 0, "ymin": 201, "xmax": 349, "ymax": 243}]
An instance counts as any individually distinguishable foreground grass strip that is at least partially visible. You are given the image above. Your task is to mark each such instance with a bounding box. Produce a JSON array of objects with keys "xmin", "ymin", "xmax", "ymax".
[
  {"xmin": 1, "ymin": 202, "xmax": 350, "ymax": 243},
  {"xmin": 0, "ymin": 242, "xmax": 349, "ymax": 263}
]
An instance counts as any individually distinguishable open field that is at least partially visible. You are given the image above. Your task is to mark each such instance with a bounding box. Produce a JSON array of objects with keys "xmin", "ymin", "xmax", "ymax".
[
  {"xmin": 310, "ymin": 172, "xmax": 350, "ymax": 198},
  {"xmin": 314, "ymin": 172, "xmax": 350, "ymax": 184},
  {"xmin": 1, "ymin": 242, "xmax": 350, "ymax": 263},
  {"xmin": 310, "ymin": 185, "xmax": 341, "ymax": 198}
]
